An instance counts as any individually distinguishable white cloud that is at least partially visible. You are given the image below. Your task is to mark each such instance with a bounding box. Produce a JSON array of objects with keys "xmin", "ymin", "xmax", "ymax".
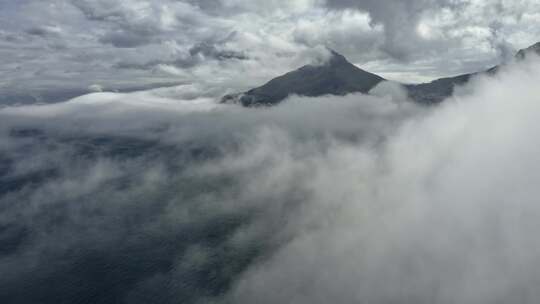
[
  {"xmin": 224, "ymin": 55, "xmax": 540, "ymax": 304},
  {"xmin": 2, "ymin": 49, "xmax": 540, "ymax": 303}
]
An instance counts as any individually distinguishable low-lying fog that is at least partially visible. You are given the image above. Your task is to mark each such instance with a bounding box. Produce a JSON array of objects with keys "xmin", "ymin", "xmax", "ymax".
[{"xmin": 1, "ymin": 57, "xmax": 540, "ymax": 304}]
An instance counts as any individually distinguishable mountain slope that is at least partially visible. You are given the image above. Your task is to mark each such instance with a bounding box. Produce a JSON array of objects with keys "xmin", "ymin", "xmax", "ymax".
[
  {"xmin": 404, "ymin": 73, "xmax": 475, "ymax": 104},
  {"xmin": 405, "ymin": 42, "xmax": 540, "ymax": 104},
  {"xmin": 222, "ymin": 51, "xmax": 384, "ymax": 106},
  {"xmin": 223, "ymin": 42, "xmax": 540, "ymax": 106},
  {"xmin": 516, "ymin": 42, "xmax": 540, "ymax": 59}
]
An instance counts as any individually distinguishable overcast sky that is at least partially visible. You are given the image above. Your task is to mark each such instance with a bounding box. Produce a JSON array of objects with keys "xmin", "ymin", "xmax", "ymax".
[{"xmin": 1, "ymin": 0, "xmax": 540, "ymax": 97}]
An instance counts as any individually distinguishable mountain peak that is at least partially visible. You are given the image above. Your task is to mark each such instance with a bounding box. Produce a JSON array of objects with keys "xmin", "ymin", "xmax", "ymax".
[
  {"xmin": 326, "ymin": 49, "xmax": 348, "ymax": 64},
  {"xmin": 222, "ymin": 41, "xmax": 540, "ymax": 107},
  {"xmin": 222, "ymin": 50, "xmax": 385, "ymax": 106}
]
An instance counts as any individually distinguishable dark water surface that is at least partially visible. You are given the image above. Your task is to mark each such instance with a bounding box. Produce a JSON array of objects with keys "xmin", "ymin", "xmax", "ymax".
[{"xmin": 0, "ymin": 129, "xmax": 272, "ymax": 304}]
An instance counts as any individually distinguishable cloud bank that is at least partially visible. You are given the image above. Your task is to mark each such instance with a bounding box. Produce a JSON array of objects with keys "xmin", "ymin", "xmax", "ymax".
[{"xmin": 1, "ymin": 55, "xmax": 540, "ymax": 303}]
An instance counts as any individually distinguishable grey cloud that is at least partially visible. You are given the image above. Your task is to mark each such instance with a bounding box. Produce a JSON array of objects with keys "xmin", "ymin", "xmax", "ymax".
[
  {"xmin": 71, "ymin": 0, "xmax": 128, "ymax": 22},
  {"xmin": 115, "ymin": 58, "xmax": 199, "ymax": 70},
  {"xmin": 184, "ymin": 0, "xmax": 225, "ymax": 14},
  {"xmin": 25, "ymin": 26, "xmax": 61, "ymax": 37},
  {"xmin": 115, "ymin": 42, "xmax": 248, "ymax": 71},
  {"xmin": 487, "ymin": 21, "xmax": 516, "ymax": 62},
  {"xmin": 324, "ymin": 0, "xmax": 466, "ymax": 60},
  {"xmin": 72, "ymin": 0, "xmax": 176, "ymax": 48},
  {"xmin": 189, "ymin": 42, "xmax": 248, "ymax": 61},
  {"xmin": 99, "ymin": 30, "xmax": 154, "ymax": 48}
]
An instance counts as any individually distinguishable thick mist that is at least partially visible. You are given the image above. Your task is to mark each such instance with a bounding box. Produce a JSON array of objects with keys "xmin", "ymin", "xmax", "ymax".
[{"xmin": 1, "ymin": 57, "xmax": 540, "ymax": 303}]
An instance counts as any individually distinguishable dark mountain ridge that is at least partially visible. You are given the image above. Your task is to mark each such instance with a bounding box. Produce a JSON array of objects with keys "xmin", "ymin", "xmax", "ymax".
[
  {"xmin": 221, "ymin": 50, "xmax": 384, "ymax": 106},
  {"xmin": 223, "ymin": 43, "xmax": 540, "ymax": 106}
]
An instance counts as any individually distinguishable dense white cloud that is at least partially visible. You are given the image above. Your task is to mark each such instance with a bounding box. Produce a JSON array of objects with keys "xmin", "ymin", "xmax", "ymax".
[
  {"xmin": 1, "ymin": 53, "xmax": 540, "ymax": 303},
  {"xmin": 0, "ymin": 69, "xmax": 420, "ymax": 303},
  {"xmin": 224, "ymin": 55, "xmax": 540, "ymax": 304}
]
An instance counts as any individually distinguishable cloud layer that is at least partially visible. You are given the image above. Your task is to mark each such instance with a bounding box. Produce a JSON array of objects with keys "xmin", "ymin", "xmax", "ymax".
[{"xmin": 1, "ymin": 54, "xmax": 540, "ymax": 303}]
